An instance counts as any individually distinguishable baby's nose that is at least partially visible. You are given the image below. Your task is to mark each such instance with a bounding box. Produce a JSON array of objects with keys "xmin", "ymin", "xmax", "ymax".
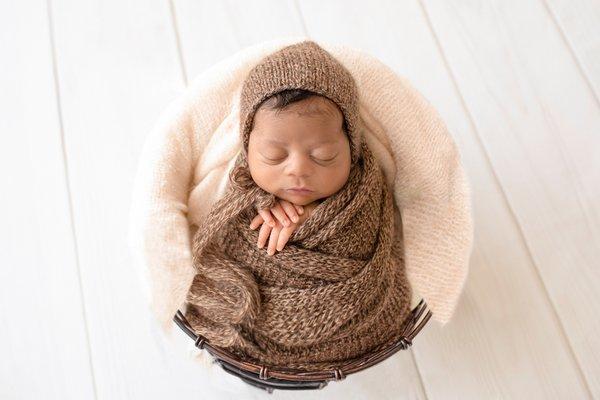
[{"xmin": 285, "ymin": 154, "xmax": 312, "ymax": 177}]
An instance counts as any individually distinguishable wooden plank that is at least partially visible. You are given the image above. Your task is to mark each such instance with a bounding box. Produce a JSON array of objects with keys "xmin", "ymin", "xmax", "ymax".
[
  {"xmin": 47, "ymin": 0, "xmax": 242, "ymax": 398},
  {"xmin": 422, "ymin": 0, "xmax": 600, "ymax": 397},
  {"xmin": 173, "ymin": 0, "xmax": 306, "ymax": 77},
  {"xmin": 545, "ymin": 0, "xmax": 600, "ymax": 101},
  {"xmin": 0, "ymin": 1, "xmax": 95, "ymax": 398},
  {"xmin": 298, "ymin": 0, "xmax": 592, "ymax": 398},
  {"xmin": 171, "ymin": 0, "xmax": 427, "ymax": 398}
]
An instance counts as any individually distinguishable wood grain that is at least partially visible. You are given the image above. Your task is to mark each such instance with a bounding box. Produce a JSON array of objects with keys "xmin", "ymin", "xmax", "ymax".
[
  {"xmin": 0, "ymin": 1, "xmax": 95, "ymax": 399},
  {"xmin": 422, "ymin": 0, "xmax": 600, "ymax": 397}
]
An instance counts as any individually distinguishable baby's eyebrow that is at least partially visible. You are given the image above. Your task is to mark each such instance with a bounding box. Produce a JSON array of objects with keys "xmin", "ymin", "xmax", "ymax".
[{"xmin": 263, "ymin": 138, "xmax": 337, "ymax": 146}]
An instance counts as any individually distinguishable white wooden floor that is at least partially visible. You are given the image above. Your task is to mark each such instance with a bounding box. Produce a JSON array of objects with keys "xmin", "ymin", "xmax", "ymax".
[{"xmin": 2, "ymin": 0, "xmax": 600, "ymax": 399}]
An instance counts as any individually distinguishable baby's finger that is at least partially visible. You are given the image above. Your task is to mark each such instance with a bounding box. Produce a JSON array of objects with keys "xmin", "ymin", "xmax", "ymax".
[
  {"xmin": 276, "ymin": 226, "xmax": 294, "ymax": 252},
  {"xmin": 257, "ymin": 222, "xmax": 272, "ymax": 249},
  {"xmin": 250, "ymin": 214, "xmax": 264, "ymax": 230},
  {"xmin": 279, "ymin": 200, "xmax": 300, "ymax": 223},
  {"xmin": 258, "ymin": 209, "xmax": 276, "ymax": 227},
  {"xmin": 270, "ymin": 203, "xmax": 291, "ymax": 227},
  {"xmin": 295, "ymin": 204, "xmax": 304, "ymax": 215},
  {"xmin": 267, "ymin": 224, "xmax": 281, "ymax": 256}
]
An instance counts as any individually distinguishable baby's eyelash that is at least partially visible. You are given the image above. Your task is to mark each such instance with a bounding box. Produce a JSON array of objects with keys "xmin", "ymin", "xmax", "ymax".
[
  {"xmin": 312, "ymin": 156, "xmax": 336, "ymax": 163},
  {"xmin": 262, "ymin": 155, "xmax": 335, "ymax": 164}
]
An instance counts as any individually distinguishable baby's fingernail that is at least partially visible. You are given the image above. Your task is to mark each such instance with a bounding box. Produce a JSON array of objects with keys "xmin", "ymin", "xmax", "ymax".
[
  {"xmin": 268, "ymin": 249, "xmax": 274, "ymax": 256},
  {"xmin": 269, "ymin": 221, "xmax": 275, "ymax": 227},
  {"xmin": 291, "ymin": 216, "xmax": 298, "ymax": 223},
  {"xmin": 298, "ymin": 208, "xmax": 304, "ymax": 215},
  {"xmin": 257, "ymin": 243, "xmax": 263, "ymax": 249}
]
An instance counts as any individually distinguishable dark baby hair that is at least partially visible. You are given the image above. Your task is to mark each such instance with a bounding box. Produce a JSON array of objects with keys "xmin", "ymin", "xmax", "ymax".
[
  {"xmin": 261, "ymin": 88, "xmax": 316, "ymax": 109},
  {"xmin": 259, "ymin": 89, "xmax": 349, "ymax": 133}
]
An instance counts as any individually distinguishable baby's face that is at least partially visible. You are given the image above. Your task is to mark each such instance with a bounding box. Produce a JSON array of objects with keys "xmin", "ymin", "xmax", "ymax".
[{"xmin": 247, "ymin": 96, "xmax": 351, "ymax": 206}]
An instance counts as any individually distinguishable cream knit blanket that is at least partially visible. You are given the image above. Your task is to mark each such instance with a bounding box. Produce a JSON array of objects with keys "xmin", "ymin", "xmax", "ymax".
[{"xmin": 128, "ymin": 37, "xmax": 473, "ymax": 338}]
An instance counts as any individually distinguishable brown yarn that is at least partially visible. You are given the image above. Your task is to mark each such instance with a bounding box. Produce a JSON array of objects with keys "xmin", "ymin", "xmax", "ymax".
[{"xmin": 185, "ymin": 139, "xmax": 413, "ymax": 371}]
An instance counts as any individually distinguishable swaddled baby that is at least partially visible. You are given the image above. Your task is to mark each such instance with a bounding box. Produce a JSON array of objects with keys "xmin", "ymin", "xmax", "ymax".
[
  {"xmin": 246, "ymin": 88, "xmax": 352, "ymax": 256},
  {"xmin": 185, "ymin": 40, "xmax": 412, "ymax": 371}
]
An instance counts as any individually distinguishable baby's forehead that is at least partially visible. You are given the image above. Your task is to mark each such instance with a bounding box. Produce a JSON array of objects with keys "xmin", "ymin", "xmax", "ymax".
[
  {"xmin": 250, "ymin": 96, "xmax": 347, "ymax": 144},
  {"xmin": 257, "ymin": 136, "xmax": 338, "ymax": 146},
  {"xmin": 294, "ymin": 96, "xmax": 340, "ymax": 116}
]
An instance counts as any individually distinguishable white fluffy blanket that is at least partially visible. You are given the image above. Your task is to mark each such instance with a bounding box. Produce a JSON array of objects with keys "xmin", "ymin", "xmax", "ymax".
[{"xmin": 128, "ymin": 37, "xmax": 474, "ymax": 344}]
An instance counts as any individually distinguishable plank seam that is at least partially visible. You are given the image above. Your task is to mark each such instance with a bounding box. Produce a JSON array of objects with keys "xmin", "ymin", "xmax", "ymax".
[
  {"xmin": 46, "ymin": 0, "xmax": 99, "ymax": 398},
  {"xmin": 542, "ymin": 0, "xmax": 600, "ymax": 107}
]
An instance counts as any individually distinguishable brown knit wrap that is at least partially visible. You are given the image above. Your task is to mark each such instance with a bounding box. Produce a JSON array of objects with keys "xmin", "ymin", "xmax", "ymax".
[{"xmin": 185, "ymin": 138, "xmax": 413, "ymax": 371}]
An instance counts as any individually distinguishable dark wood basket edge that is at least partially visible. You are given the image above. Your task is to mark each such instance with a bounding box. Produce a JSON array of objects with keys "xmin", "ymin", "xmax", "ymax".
[{"xmin": 172, "ymin": 299, "xmax": 432, "ymax": 383}]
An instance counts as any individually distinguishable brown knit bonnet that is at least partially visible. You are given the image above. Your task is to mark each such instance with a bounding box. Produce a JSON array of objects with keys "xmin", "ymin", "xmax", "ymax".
[{"xmin": 239, "ymin": 40, "xmax": 362, "ymax": 165}]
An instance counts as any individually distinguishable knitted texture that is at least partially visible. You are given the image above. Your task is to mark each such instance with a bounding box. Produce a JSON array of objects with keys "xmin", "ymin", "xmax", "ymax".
[
  {"xmin": 127, "ymin": 37, "xmax": 473, "ymax": 342},
  {"xmin": 239, "ymin": 40, "xmax": 362, "ymax": 164},
  {"xmin": 185, "ymin": 140, "xmax": 412, "ymax": 371}
]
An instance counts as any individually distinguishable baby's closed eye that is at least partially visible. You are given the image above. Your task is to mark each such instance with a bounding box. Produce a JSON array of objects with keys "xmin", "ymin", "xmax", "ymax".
[{"xmin": 259, "ymin": 150, "xmax": 338, "ymax": 164}]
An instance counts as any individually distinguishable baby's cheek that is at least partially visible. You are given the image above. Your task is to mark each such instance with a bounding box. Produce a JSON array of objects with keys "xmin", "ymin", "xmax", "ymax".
[
  {"xmin": 248, "ymin": 162, "xmax": 278, "ymax": 191},
  {"xmin": 320, "ymin": 168, "xmax": 350, "ymax": 197}
]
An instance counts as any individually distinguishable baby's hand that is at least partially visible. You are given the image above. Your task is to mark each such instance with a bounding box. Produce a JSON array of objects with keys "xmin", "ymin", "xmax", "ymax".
[
  {"xmin": 253, "ymin": 199, "xmax": 304, "ymax": 229},
  {"xmin": 249, "ymin": 199, "xmax": 317, "ymax": 255}
]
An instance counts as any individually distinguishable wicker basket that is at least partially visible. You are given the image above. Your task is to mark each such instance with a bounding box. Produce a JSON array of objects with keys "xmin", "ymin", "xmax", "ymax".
[{"xmin": 173, "ymin": 298, "xmax": 432, "ymax": 393}]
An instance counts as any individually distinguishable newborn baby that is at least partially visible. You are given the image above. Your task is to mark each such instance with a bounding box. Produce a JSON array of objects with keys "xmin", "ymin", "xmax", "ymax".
[
  {"xmin": 184, "ymin": 42, "xmax": 419, "ymax": 370},
  {"xmin": 246, "ymin": 88, "xmax": 352, "ymax": 256}
]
